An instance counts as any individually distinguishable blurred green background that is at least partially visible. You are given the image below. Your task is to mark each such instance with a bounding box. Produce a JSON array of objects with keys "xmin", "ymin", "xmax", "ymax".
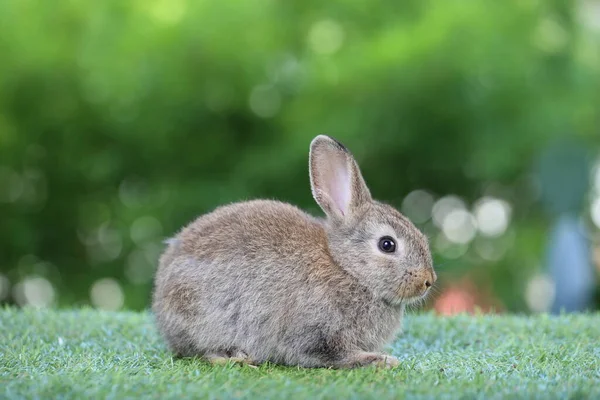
[{"xmin": 1, "ymin": 0, "xmax": 599, "ymax": 313}]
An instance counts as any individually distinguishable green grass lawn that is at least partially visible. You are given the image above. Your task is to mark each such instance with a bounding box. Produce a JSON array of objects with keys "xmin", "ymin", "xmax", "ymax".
[{"xmin": 1, "ymin": 308, "xmax": 598, "ymax": 399}]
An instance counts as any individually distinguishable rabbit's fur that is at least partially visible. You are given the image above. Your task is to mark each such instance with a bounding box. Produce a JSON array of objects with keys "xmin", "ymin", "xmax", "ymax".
[{"xmin": 152, "ymin": 135, "xmax": 436, "ymax": 368}]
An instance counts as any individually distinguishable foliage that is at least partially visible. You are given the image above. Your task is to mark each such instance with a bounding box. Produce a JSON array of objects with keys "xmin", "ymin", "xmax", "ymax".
[{"xmin": 0, "ymin": 0, "xmax": 599, "ymax": 310}]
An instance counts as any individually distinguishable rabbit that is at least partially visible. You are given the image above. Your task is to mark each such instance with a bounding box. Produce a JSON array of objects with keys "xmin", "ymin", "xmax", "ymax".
[{"xmin": 152, "ymin": 135, "xmax": 436, "ymax": 369}]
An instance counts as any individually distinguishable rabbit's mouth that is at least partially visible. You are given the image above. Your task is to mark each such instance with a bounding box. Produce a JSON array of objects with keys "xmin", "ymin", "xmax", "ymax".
[
  {"xmin": 384, "ymin": 290, "xmax": 429, "ymax": 308},
  {"xmin": 384, "ymin": 292, "xmax": 430, "ymax": 309},
  {"xmin": 393, "ymin": 286, "xmax": 432, "ymax": 306},
  {"xmin": 404, "ymin": 291, "xmax": 431, "ymax": 305}
]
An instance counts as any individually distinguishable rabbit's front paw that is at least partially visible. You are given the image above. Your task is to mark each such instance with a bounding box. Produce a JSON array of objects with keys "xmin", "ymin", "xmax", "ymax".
[
  {"xmin": 373, "ymin": 354, "xmax": 400, "ymax": 368},
  {"xmin": 205, "ymin": 350, "xmax": 255, "ymax": 366},
  {"xmin": 337, "ymin": 352, "xmax": 400, "ymax": 369}
]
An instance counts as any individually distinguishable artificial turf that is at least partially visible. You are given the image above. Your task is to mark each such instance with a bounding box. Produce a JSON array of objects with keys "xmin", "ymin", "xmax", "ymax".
[{"xmin": 1, "ymin": 307, "xmax": 598, "ymax": 399}]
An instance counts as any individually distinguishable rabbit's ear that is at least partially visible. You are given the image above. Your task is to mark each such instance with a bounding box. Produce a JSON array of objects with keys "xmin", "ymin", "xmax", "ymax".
[{"xmin": 309, "ymin": 135, "xmax": 372, "ymax": 220}]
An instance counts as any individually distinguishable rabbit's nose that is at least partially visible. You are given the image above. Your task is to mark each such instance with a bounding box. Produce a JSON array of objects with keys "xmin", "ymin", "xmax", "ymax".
[{"xmin": 424, "ymin": 270, "xmax": 437, "ymax": 289}]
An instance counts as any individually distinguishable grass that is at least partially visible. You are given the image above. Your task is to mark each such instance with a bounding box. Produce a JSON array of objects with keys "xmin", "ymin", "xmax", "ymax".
[{"xmin": 1, "ymin": 308, "xmax": 599, "ymax": 400}]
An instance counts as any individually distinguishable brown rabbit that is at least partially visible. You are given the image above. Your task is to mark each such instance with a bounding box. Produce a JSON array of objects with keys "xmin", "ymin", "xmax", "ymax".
[{"xmin": 152, "ymin": 135, "xmax": 436, "ymax": 368}]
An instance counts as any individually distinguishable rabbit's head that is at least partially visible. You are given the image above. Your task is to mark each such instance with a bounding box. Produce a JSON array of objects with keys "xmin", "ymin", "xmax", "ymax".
[{"xmin": 309, "ymin": 135, "xmax": 436, "ymax": 306}]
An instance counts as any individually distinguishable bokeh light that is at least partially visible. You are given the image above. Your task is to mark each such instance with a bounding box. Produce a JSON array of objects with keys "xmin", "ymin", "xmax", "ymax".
[
  {"xmin": 0, "ymin": 166, "xmax": 24, "ymax": 203},
  {"xmin": 119, "ymin": 178, "xmax": 149, "ymax": 209},
  {"xmin": 308, "ymin": 19, "xmax": 345, "ymax": 55},
  {"xmin": 85, "ymin": 223, "xmax": 123, "ymax": 264},
  {"xmin": 148, "ymin": 0, "xmax": 186, "ymax": 25},
  {"xmin": 591, "ymin": 198, "xmax": 600, "ymax": 229},
  {"xmin": 90, "ymin": 278, "xmax": 124, "ymax": 311},
  {"xmin": 249, "ymin": 85, "xmax": 281, "ymax": 118},
  {"xmin": 125, "ymin": 244, "xmax": 161, "ymax": 285},
  {"xmin": 592, "ymin": 160, "xmax": 600, "ymax": 193},
  {"xmin": 474, "ymin": 232, "xmax": 515, "ymax": 262},
  {"xmin": 435, "ymin": 233, "xmax": 468, "ymax": 259},
  {"xmin": 525, "ymin": 273, "xmax": 556, "ymax": 313},
  {"xmin": 474, "ymin": 197, "xmax": 512, "ymax": 237},
  {"xmin": 401, "ymin": 190, "xmax": 435, "ymax": 224},
  {"xmin": 442, "ymin": 209, "xmax": 477, "ymax": 245},
  {"xmin": 12, "ymin": 276, "xmax": 55, "ymax": 308},
  {"xmin": 130, "ymin": 216, "xmax": 163, "ymax": 245},
  {"xmin": 432, "ymin": 196, "xmax": 466, "ymax": 229},
  {"xmin": 578, "ymin": 0, "xmax": 600, "ymax": 31},
  {"xmin": 0, "ymin": 274, "xmax": 10, "ymax": 301},
  {"xmin": 533, "ymin": 17, "xmax": 568, "ymax": 54},
  {"xmin": 435, "ymin": 290, "xmax": 475, "ymax": 316}
]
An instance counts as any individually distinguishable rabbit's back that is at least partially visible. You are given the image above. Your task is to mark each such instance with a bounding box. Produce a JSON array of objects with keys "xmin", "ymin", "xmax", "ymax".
[{"xmin": 176, "ymin": 199, "xmax": 327, "ymax": 263}]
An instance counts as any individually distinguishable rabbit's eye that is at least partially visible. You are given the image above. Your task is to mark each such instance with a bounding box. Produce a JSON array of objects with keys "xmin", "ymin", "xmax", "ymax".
[{"xmin": 378, "ymin": 236, "xmax": 396, "ymax": 253}]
